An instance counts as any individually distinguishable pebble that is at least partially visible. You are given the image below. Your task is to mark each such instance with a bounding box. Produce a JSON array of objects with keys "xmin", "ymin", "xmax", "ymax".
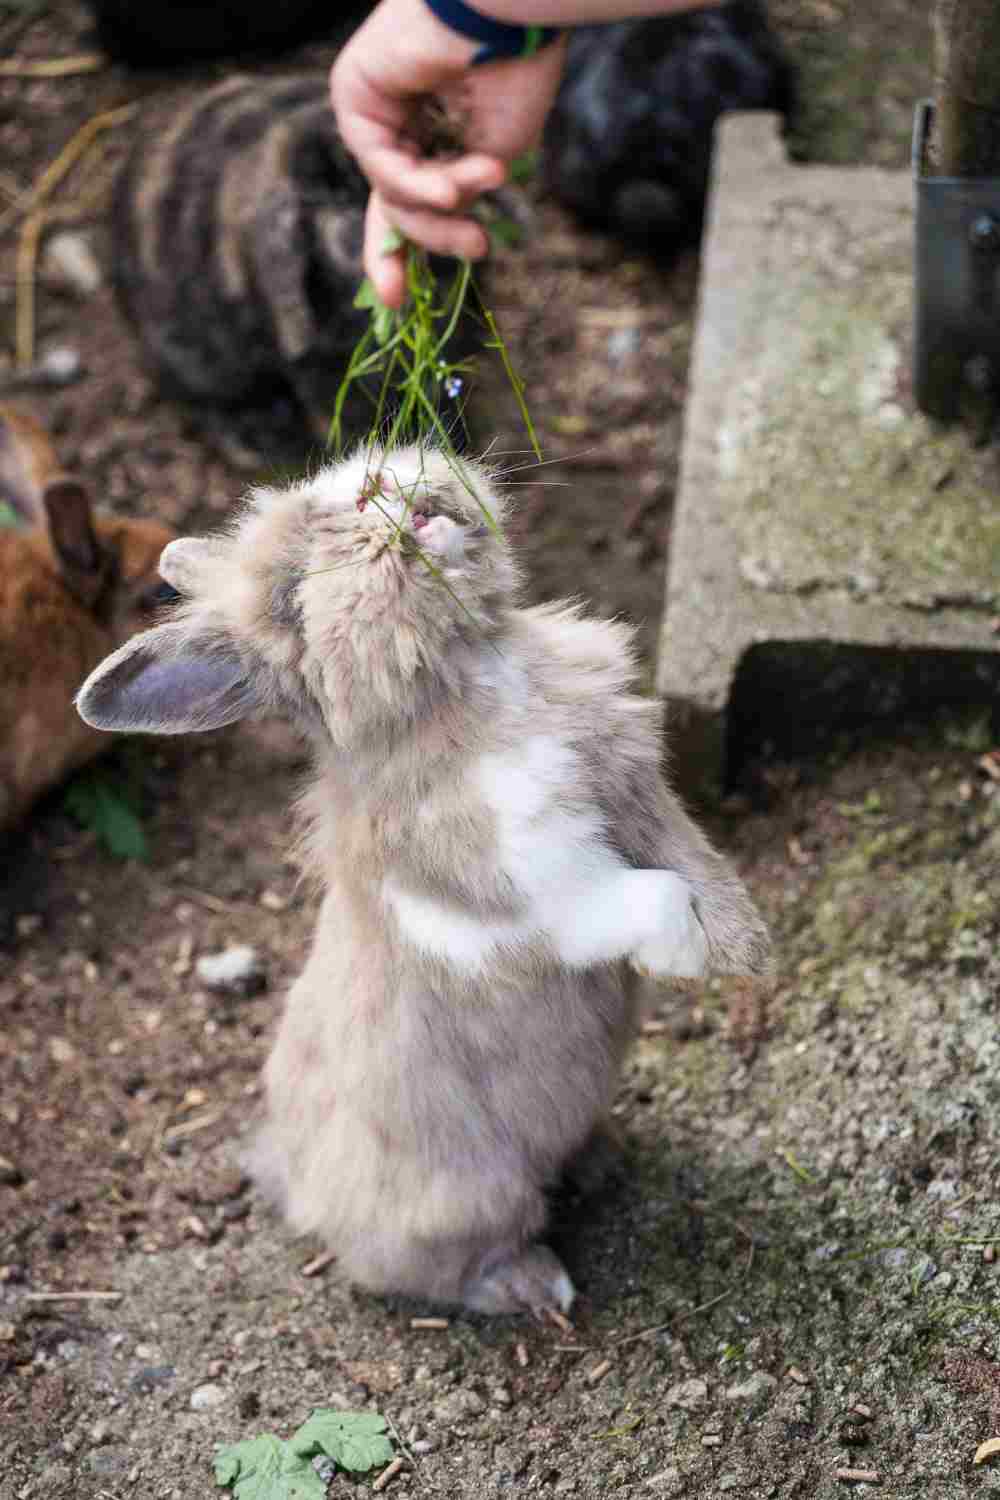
[
  {"xmin": 433, "ymin": 1388, "xmax": 486, "ymax": 1423},
  {"xmin": 645, "ymin": 1468, "xmax": 682, "ymax": 1494},
  {"xmin": 43, "ymin": 231, "xmax": 103, "ymax": 296},
  {"xmin": 196, "ymin": 945, "xmax": 267, "ymax": 996},
  {"xmin": 86, "ymin": 1451, "xmax": 127, "ymax": 1477},
  {"xmin": 665, "ymin": 1377, "xmax": 709, "ymax": 1412},
  {"xmin": 39, "ymin": 1464, "xmax": 72, "ymax": 1490},
  {"xmin": 132, "ymin": 1365, "xmax": 176, "ymax": 1393},
  {"xmin": 725, "ymin": 1371, "xmax": 779, "ymax": 1405},
  {"xmin": 875, "ymin": 401, "xmax": 905, "ymax": 430},
  {"xmin": 189, "ymin": 1382, "xmax": 228, "ymax": 1410},
  {"xmin": 607, "ymin": 326, "xmax": 641, "ymax": 363},
  {"xmin": 38, "ymin": 346, "xmax": 83, "ymax": 386}
]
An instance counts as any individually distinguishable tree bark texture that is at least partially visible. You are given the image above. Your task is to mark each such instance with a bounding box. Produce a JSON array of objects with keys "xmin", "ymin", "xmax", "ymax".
[{"xmin": 934, "ymin": 0, "xmax": 1000, "ymax": 174}]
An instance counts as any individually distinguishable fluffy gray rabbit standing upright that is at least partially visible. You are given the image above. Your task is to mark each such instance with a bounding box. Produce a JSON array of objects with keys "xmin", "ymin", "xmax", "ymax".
[{"xmin": 77, "ymin": 448, "xmax": 769, "ymax": 1315}]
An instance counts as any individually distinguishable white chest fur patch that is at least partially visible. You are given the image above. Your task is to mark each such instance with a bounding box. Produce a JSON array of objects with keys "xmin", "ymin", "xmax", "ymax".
[
  {"xmin": 382, "ymin": 883, "xmax": 524, "ymax": 970},
  {"xmin": 385, "ymin": 735, "xmax": 629, "ymax": 972},
  {"xmin": 383, "ymin": 734, "xmax": 708, "ymax": 979}
]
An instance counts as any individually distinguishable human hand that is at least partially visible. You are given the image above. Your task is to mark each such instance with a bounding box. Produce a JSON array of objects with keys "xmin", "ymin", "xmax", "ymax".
[{"xmin": 331, "ymin": 0, "xmax": 569, "ymax": 306}]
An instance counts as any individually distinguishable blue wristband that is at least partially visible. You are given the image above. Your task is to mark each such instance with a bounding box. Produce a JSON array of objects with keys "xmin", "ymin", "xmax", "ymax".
[{"xmin": 422, "ymin": 0, "xmax": 560, "ymax": 65}]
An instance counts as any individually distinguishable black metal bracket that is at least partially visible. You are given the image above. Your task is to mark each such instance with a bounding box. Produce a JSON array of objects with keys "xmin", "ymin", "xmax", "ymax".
[{"xmin": 913, "ymin": 98, "xmax": 1000, "ymax": 423}]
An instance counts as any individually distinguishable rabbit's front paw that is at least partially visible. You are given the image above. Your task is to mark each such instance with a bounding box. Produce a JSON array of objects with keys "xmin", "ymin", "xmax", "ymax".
[
  {"xmin": 462, "ymin": 1244, "xmax": 575, "ymax": 1316},
  {"xmin": 631, "ymin": 871, "xmax": 709, "ymax": 981}
]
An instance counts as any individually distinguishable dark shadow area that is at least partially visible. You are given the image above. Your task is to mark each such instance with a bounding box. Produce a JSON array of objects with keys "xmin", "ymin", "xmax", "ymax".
[{"xmin": 727, "ymin": 640, "xmax": 1000, "ymax": 779}]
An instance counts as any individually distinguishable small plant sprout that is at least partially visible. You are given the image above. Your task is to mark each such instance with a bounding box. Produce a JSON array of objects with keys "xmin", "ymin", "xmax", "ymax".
[{"xmin": 63, "ymin": 753, "xmax": 149, "ymax": 860}]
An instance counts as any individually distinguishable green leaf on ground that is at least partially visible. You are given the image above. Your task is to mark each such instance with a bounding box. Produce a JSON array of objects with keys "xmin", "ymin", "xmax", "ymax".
[
  {"xmin": 289, "ymin": 1409, "xmax": 394, "ymax": 1473},
  {"xmin": 215, "ymin": 1410, "xmax": 395, "ymax": 1499},
  {"xmin": 214, "ymin": 1435, "xmax": 326, "ymax": 1500},
  {"xmin": 63, "ymin": 767, "xmax": 148, "ymax": 860}
]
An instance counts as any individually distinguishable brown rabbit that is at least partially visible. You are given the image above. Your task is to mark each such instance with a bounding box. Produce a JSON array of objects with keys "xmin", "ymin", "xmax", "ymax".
[
  {"xmin": 0, "ymin": 404, "xmax": 176, "ymax": 832},
  {"xmin": 77, "ymin": 445, "xmax": 770, "ymax": 1315}
]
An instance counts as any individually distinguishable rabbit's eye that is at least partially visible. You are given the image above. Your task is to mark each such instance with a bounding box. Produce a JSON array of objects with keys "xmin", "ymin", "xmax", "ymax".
[{"xmin": 141, "ymin": 578, "xmax": 182, "ymax": 611}]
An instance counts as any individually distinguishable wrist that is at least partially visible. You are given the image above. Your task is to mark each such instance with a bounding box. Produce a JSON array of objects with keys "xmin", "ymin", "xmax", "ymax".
[{"xmin": 421, "ymin": 0, "xmax": 560, "ymax": 64}]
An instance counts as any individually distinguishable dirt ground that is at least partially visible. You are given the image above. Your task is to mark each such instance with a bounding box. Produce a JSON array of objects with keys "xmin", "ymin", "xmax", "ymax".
[{"xmin": 4, "ymin": 5, "xmax": 1000, "ymax": 1499}]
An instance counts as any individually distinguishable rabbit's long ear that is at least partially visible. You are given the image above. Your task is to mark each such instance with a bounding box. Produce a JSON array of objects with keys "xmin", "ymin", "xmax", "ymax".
[
  {"xmin": 44, "ymin": 478, "xmax": 112, "ymax": 608},
  {"xmin": 0, "ymin": 402, "xmax": 62, "ymax": 526},
  {"xmin": 76, "ymin": 623, "xmax": 253, "ymax": 735}
]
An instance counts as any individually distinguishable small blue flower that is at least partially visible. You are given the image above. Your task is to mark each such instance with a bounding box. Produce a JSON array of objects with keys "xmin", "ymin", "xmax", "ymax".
[{"xmin": 444, "ymin": 376, "xmax": 463, "ymax": 400}]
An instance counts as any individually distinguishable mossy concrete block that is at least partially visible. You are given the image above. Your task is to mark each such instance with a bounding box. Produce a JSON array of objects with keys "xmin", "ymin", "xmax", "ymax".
[{"xmin": 658, "ymin": 113, "xmax": 1000, "ymax": 797}]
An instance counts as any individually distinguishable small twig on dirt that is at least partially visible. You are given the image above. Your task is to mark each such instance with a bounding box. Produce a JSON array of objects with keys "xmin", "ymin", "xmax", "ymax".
[
  {"xmin": 587, "ymin": 1359, "xmax": 613, "ymax": 1385},
  {"xmin": 0, "ymin": 53, "xmax": 104, "ymax": 78},
  {"xmin": 383, "ymin": 1413, "xmax": 429, "ymax": 1492},
  {"xmin": 515, "ymin": 1341, "xmax": 529, "ymax": 1367},
  {"xmin": 300, "ymin": 1248, "xmax": 337, "ymax": 1278},
  {"xmin": 372, "ymin": 1457, "xmax": 406, "ymax": 1492},
  {"xmin": 540, "ymin": 1305, "xmax": 574, "ymax": 1334},
  {"xmin": 148, "ymin": 1103, "xmax": 173, "ymax": 1157},
  {"xmin": 834, "ymin": 1469, "xmax": 881, "ymax": 1484},
  {"xmin": 611, "ymin": 1321, "xmax": 672, "ymax": 1349},
  {"xmin": 182, "ymin": 888, "xmax": 242, "ymax": 914},
  {"xmin": 9, "ymin": 104, "xmax": 136, "ymax": 367},
  {"xmin": 677, "ymin": 1288, "xmax": 733, "ymax": 1322},
  {"xmin": 181, "ymin": 1213, "xmax": 212, "ymax": 1242},
  {"xmin": 410, "ymin": 1317, "xmax": 449, "ymax": 1331},
  {"xmin": 1, "ymin": 102, "xmax": 135, "ymax": 235},
  {"xmin": 0, "ymin": 169, "xmax": 23, "ymax": 203},
  {"xmin": 25, "ymin": 1290, "xmax": 122, "ymax": 1302},
  {"xmin": 15, "ymin": 209, "xmax": 44, "ymax": 367},
  {"xmin": 161, "ymin": 1110, "xmax": 224, "ymax": 1144}
]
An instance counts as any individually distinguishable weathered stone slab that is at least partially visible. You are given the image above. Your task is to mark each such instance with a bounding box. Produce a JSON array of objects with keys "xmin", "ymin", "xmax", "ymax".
[{"xmin": 658, "ymin": 113, "xmax": 1000, "ymax": 798}]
